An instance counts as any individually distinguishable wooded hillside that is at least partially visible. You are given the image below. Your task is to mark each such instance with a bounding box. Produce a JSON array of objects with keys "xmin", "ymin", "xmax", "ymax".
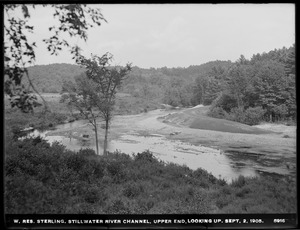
[{"xmin": 24, "ymin": 44, "xmax": 296, "ymax": 123}]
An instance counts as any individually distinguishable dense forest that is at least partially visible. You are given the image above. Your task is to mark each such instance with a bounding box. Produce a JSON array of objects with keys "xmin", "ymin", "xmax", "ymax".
[
  {"xmin": 23, "ymin": 44, "xmax": 296, "ymax": 124},
  {"xmin": 207, "ymin": 45, "xmax": 296, "ymax": 124}
]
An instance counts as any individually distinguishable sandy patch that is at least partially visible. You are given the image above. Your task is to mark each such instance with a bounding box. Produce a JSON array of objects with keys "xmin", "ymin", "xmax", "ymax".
[{"xmin": 254, "ymin": 123, "xmax": 296, "ymax": 138}]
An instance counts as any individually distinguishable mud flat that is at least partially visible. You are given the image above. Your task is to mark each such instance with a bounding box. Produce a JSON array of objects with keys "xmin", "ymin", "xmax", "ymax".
[
  {"xmin": 31, "ymin": 106, "xmax": 296, "ymax": 180},
  {"xmin": 154, "ymin": 106, "xmax": 296, "ymax": 178}
]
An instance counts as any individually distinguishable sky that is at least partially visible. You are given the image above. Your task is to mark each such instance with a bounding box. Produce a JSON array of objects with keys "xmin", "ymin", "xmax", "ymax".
[{"xmin": 5, "ymin": 3, "xmax": 295, "ymax": 68}]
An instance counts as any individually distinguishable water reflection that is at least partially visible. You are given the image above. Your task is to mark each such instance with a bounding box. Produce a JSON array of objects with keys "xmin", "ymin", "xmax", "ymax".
[
  {"xmin": 110, "ymin": 134, "xmax": 258, "ymax": 182},
  {"xmin": 21, "ymin": 128, "xmax": 96, "ymax": 152}
]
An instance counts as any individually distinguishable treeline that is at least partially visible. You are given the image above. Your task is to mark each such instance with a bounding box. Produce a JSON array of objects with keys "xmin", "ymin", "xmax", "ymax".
[
  {"xmin": 207, "ymin": 45, "xmax": 296, "ymax": 124},
  {"xmin": 123, "ymin": 45, "xmax": 295, "ymax": 124},
  {"xmin": 25, "ymin": 45, "xmax": 295, "ymax": 124},
  {"xmin": 28, "ymin": 60, "xmax": 232, "ymax": 105},
  {"xmin": 121, "ymin": 45, "xmax": 296, "ymax": 124},
  {"xmin": 119, "ymin": 61, "xmax": 232, "ymax": 107}
]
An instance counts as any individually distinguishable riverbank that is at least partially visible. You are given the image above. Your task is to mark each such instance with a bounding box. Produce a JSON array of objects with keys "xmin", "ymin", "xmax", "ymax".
[
  {"xmin": 38, "ymin": 106, "xmax": 296, "ymax": 180},
  {"xmin": 5, "ymin": 104, "xmax": 297, "ymax": 214},
  {"xmin": 5, "ymin": 140, "xmax": 296, "ymax": 214}
]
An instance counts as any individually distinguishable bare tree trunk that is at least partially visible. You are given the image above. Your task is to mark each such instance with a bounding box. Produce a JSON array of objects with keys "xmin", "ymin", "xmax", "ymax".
[
  {"xmin": 93, "ymin": 120, "xmax": 99, "ymax": 155},
  {"xmin": 269, "ymin": 113, "xmax": 273, "ymax": 122},
  {"xmin": 103, "ymin": 119, "xmax": 109, "ymax": 155}
]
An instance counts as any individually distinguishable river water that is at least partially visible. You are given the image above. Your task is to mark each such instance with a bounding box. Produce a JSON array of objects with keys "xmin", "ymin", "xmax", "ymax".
[{"xmin": 22, "ymin": 119, "xmax": 261, "ymax": 182}]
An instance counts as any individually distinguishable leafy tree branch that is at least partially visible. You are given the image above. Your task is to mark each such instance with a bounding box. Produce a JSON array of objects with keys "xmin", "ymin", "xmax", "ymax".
[{"xmin": 4, "ymin": 4, "xmax": 106, "ymax": 113}]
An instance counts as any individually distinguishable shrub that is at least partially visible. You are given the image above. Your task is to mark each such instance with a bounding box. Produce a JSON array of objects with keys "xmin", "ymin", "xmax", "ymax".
[
  {"xmin": 235, "ymin": 186, "xmax": 251, "ymax": 198},
  {"xmin": 78, "ymin": 148, "xmax": 96, "ymax": 156},
  {"xmin": 78, "ymin": 160, "xmax": 105, "ymax": 182},
  {"xmin": 84, "ymin": 185, "xmax": 101, "ymax": 204},
  {"xmin": 193, "ymin": 168, "xmax": 217, "ymax": 185},
  {"xmin": 226, "ymin": 106, "xmax": 245, "ymax": 123},
  {"xmin": 5, "ymin": 176, "xmax": 68, "ymax": 214},
  {"xmin": 11, "ymin": 125, "xmax": 27, "ymax": 139},
  {"xmin": 215, "ymin": 194, "xmax": 233, "ymax": 209},
  {"xmin": 273, "ymin": 104, "xmax": 289, "ymax": 120},
  {"xmin": 70, "ymin": 181, "xmax": 91, "ymax": 197},
  {"xmin": 107, "ymin": 161, "xmax": 122, "ymax": 176},
  {"xmin": 231, "ymin": 175, "xmax": 246, "ymax": 188},
  {"xmin": 123, "ymin": 183, "xmax": 143, "ymax": 198},
  {"xmin": 134, "ymin": 150, "xmax": 158, "ymax": 163},
  {"xmin": 106, "ymin": 160, "xmax": 127, "ymax": 183},
  {"xmin": 243, "ymin": 106, "xmax": 266, "ymax": 125},
  {"xmin": 210, "ymin": 92, "xmax": 238, "ymax": 113},
  {"xmin": 91, "ymin": 160, "xmax": 106, "ymax": 179},
  {"xmin": 220, "ymin": 185, "xmax": 234, "ymax": 195},
  {"xmin": 164, "ymin": 163, "xmax": 191, "ymax": 181},
  {"xmin": 137, "ymin": 197, "xmax": 155, "ymax": 212},
  {"xmin": 217, "ymin": 178, "xmax": 227, "ymax": 186},
  {"xmin": 188, "ymin": 189, "xmax": 211, "ymax": 213},
  {"xmin": 225, "ymin": 106, "xmax": 266, "ymax": 125},
  {"xmin": 106, "ymin": 199, "xmax": 130, "ymax": 214},
  {"xmin": 207, "ymin": 106, "xmax": 228, "ymax": 119},
  {"xmin": 66, "ymin": 153, "xmax": 89, "ymax": 173}
]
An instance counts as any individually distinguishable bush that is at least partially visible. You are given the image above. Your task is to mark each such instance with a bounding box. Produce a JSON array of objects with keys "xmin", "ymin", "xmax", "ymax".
[
  {"xmin": 243, "ymin": 106, "xmax": 266, "ymax": 125},
  {"xmin": 272, "ymin": 104, "xmax": 289, "ymax": 120},
  {"xmin": 210, "ymin": 93, "xmax": 238, "ymax": 113},
  {"xmin": 137, "ymin": 197, "xmax": 155, "ymax": 212},
  {"xmin": 105, "ymin": 199, "xmax": 130, "ymax": 214},
  {"xmin": 231, "ymin": 175, "xmax": 246, "ymax": 188},
  {"xmin": 78, "ymin": 160, "xmax": 105, "ymax": 181},
  {"xmin": 78, "ymin": 148, "xmax": 96, "ymax": 156},
  {"xmin": 187, "ymin": 189, "xmax": 211, "ymax": 213},
  {"xmin": 193, "ymin": 168, "xmax": 217, "ymax": 185},
  {"xmin": 134, "ymin": 150, "xmax": 158, "ymax": 163},
  {"xmin": 106, "ymin": 160, "xmax": 127, "ymax": 183},
  {"xmin": 226, "ymin": 106, "xmax": 245, "ymax": 122},
  {"xmin": 66, "ymin": 153, "xmax": 89, "ymax": 173},
  {"xmin": 11, "ymin": 125, "xmax": 27, "ymax": 139},
  {"xmin": 123, "ymin": 183, "xmax": 143, "ymax": 198},
  {"xmin": 217, "ymin": 178, "xmax": 227, "ymax": 186},
  {"xmin": 215, "ymin": 194, "xmax": 234, "ymax": 209},
  {"xmin": 224, "ymin": 106, "xmax": 266, "ymax": 125},
  {"xmin": 236, "ymin": 186, "xmax": 251, "ymax": 198},
  {"xmin": 220, "ymin": 185, "xmax": 234, "ymax": 195},
  {"xmin": 207, "ymin": 106, "xmax": 228, "ymax": 119},
  {"xmin": 84, "ymin": 185, "xmax": 101, "ymax": 204}
]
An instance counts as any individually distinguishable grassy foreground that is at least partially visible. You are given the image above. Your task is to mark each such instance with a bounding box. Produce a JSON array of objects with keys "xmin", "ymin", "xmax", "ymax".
[{"xmin": 5, "ymin": 136, "xmax": 296, "ymax": 214}]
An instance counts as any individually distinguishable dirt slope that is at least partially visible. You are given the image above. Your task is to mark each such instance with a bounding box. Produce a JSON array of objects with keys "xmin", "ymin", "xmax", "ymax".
[{"xmin": 160, "ymin": 106, "xmax": 273, "ymax": 134}]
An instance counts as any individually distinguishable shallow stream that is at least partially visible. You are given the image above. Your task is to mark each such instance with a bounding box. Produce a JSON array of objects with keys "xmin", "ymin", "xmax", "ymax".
[{"xmin": 22, "ymin": 121, "xmax": 260, "ymax": 182}]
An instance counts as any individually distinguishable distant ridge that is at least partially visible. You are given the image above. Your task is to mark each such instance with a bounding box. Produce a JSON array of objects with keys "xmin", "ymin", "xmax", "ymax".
[
  {"xmin": 23, "ymin": 60, "xmax": 233, "ymax": 93},
  {"xmin": 24, "ymin": 63, "xmax": 85, "ymax": 93}
]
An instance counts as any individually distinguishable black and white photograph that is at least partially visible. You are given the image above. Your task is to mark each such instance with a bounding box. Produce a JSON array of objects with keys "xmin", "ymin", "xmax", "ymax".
[{"xmin": 3, "ymin": 3, "xmax": 296, "ymax": 228}]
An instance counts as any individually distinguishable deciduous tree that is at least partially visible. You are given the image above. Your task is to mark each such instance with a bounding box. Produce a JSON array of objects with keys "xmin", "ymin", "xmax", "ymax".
[
  {"xmin": 4, "ymin": 4, "xmax": 106, "ymax": 112},
  {"xmin": 61, "ymin": 53, "xmax": 131, "ymax": 155}
]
